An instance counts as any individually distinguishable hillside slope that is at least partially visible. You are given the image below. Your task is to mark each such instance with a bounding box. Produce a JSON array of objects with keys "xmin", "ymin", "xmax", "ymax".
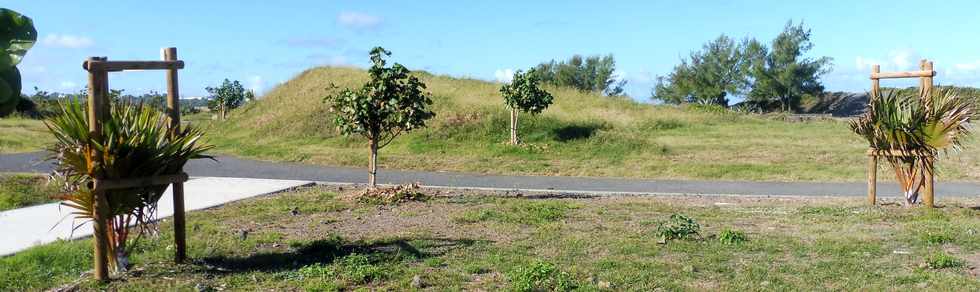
[{"xmin": 207, "ymin": 67, "xmax": 980, "ymax": 182}]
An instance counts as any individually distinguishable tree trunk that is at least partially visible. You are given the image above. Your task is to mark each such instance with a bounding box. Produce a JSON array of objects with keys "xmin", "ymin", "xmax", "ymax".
[
  {"xmin": 368, "ymin": 137, "xmax": 378, "ymax": 188},
  {"xmin": 510, "ymin": 108, "xmax": 519, "ymax": 145}
]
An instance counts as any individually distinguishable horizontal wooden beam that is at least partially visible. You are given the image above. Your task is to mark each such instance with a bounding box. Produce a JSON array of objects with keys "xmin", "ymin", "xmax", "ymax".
[
  {"xmin": 870, "ymin": 70, "xmax": 935, "ymax": 80},
  {"xmin": 84, "ymin": 60, "xmax": 184, "ymax": 72},
  {"xmin": 92, "ymin": 173, "xmax": 189, "ymax": 191}
]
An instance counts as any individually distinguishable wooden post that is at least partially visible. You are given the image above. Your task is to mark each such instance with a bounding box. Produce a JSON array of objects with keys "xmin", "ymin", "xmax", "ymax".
[
  {"xmin": 871, "ymin": 65, "xmax": 880, "ymax": 97},
  {"xmin": 867, "ymin": 153, "xmax": 877, "ymax": 206},
  {"xmin": 923, "ymin": 156, "xmax": 935, "ymax": 208},
  {"xmin": 163, "ymin": 47, "xmax": 187, "ymax": 263},
  {"xmin": 86, "ymin": 57, "xmax": 110, "ymax": 281}
]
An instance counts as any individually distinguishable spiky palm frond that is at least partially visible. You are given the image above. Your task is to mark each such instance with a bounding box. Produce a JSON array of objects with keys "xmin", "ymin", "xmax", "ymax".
[
  {"xmin": 45, "ymin": 99, "xmax": 212, "ymax": 271},
  {"xmin": 850, "ymin": 88, "xmax": 975, "ymax": 204}
]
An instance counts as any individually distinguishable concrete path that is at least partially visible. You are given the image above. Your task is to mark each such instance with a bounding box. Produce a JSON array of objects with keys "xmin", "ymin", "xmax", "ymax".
[
  {"xmin": 0, "ymin": 177, "xmax": 312, "ymax": 256},
  {"xmin": 4, "ymin": 152, "xmax": 980, "ymax": 197}
]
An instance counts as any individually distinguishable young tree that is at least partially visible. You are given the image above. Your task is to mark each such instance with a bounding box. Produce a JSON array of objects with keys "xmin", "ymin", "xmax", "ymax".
[
  {"xmin": 325, "ymin": 47, "xmax": 435, "ymax": 187},
  {"xmin": 744, "ymin": 21, "xmax": 833, "ymax": 112},
  {"xmin": 652, "ymin": 35, "xmax": 750, "ymax": 106},
  {"xmin": 206, "ymin": 79, "xmax": 247, "ymax": 120},
  {"xmin": 500, "ymin": 68, "xmax": 554, "ymax": 145},
  {"xmin": 0, "ymin": 8, "xmax": 36, "ymax": 117}
]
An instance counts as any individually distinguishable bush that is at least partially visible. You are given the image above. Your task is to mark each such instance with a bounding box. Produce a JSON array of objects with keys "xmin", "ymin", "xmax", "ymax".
[
  {"xmin": 718, "ymin": 229, "xmax": 747, "ymax": 245},
  {"xmin": 507, "ymin": 261, "xmax": 576, "ymax": 292},
  {"xmin": 656, "ymin": 214, "xmax": 701, "ymax": 242}
]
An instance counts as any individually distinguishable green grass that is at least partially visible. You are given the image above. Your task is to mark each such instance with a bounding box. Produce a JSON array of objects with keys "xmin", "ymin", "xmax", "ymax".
[
  {"xmin": 3, "ymin": 186, "xmax": 978, "ymax": 291},
  {"xmin": 0, "ymin": 173, "xmax": 60, "ymax": 211},
  {"xmin": 2, "ymin": 67, "xmax": 979, "ymax": 182},
  {"xmin": 0, "ymin": 117, "xmax": 52, "ymax": 153}
]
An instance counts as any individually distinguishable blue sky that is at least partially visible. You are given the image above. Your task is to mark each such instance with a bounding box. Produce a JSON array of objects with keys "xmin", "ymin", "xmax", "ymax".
[{"xmin": 5, "ymin": 0, "xmax": 980, "ymax": 100}]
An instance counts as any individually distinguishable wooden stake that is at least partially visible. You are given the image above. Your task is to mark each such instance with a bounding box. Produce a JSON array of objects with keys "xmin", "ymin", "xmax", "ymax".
[
  {"xmin": 163, "ymin": 47, "xmax": 188, "ymax": 263},
  {"xmin": 86, "ymin": 57, "xmax": 110, "ymax": 281},
  {"xmin": 867, "ymin": 153, "xmax": 877, "ymax": 206}
]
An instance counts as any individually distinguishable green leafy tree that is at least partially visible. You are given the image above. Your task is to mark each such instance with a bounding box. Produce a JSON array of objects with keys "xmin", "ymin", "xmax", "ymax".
[
  {"xmin": 744, "ymin": 21, "xmax": 833, "ymax": 112},
  {"xmin": 0, "ymin": 8, "xmax": 37, "ymax": 117},
  {"xmin": 501, "ymin": 68, "xmax": 554, "ymax": 145},
  {"xmin": 533, "ymin": 54, "xmax": 625, "ymax": 96},
  {"xmin": 652, "ymin": 35, "xmax": 750, "ymax": 106},
  {"xmin": 206, "ymin": 79, "xmax": 247, "ymax": 120},
  {"xmin": 325, "ymin": 47, "xmax": 435, "ymax": 187}
]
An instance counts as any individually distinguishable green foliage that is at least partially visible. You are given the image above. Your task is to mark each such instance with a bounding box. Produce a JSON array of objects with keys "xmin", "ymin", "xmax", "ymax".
[
  {"xmin": 507, "ymin": 261, "xmax": 576, "ymax": 292},
  {"xmin": 206, "ymin": 79, "xmax": 248, "ymax": 119},
  {"xmin": 926, "ymin": 252, "xmax": 964, "ymax": 269},
  {"xmin": 718, "ymin": 229, "xmax": 748, "ymax": 245},
  {"xmin": 501, "ymin": 68, "xmax": 554, "ymax": 114},
  {"xmin": 653, "ymin": 35, "xmax": 750, "ymax": 106},
  {"xmin": 0, "ymin": 8, "xmax": 35, "ymax": 117},
  {"xmin": 656, "ymin": 214, "xmax": 701, "ymax": 241},
  {"xmin": 533, "ymin": 54, "xmax": 625, "ymax": 96},
  {"xmin": 324, "ymin": 47, "xmax": 435, "ymax": 146},
  {"xmin": 744, "ymin": 21, "xmax": 833, "ymax": 112},
  {"xmin": 44, "ymin": 99, "xmax": 212, "ymax": 270},
  {"xmin": 850, "ymin": 89, "xmax": 974, "ymax": 203}
]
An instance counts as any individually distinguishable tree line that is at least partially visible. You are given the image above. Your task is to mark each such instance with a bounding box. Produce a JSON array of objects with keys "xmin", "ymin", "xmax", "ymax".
[{"xmin": 652, "ymin": 21, "xmax": 833, "ymax": 112}]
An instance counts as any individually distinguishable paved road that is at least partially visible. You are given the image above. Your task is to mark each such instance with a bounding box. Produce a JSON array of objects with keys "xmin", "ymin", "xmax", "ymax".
[{"xmin": 3, "ymin": 152, "xmax": 980, "ymax": 197}]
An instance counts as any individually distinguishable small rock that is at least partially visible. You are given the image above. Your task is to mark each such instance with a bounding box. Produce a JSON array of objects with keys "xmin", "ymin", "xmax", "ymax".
[
  {"xmin": 411, "ymin": 275, "xmax": 424, "ymax": 288},
  {"xmin": 916, "ymin": 282, "xmax": 928, "ymax": 288},
  {"xmin": 760, "ymin": 281, "xmax": 770, "ymax": 286},
  {"xmin": 239, "ymin": 230, "xmax": 249, "ymax": 241},
  {"xmin": 597, "ymin": 281, "xmax": 612, "ymax": 289},
  {"xmin": 290, "ymin": 207, "xmax": 300, "ymax": 216},
  {"xmin": 272, "ymin": 243, "xmax": 281, "ymax": 248}
]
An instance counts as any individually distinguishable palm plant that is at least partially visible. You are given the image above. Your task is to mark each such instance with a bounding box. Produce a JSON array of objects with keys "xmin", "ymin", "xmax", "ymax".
[
  {"xmin": 45, "ymin": 99, "xmax": 212, "ymax": 272},
  {"xmin": 850, "ymin": 88, "xmax": 974, "ymax": 204}
]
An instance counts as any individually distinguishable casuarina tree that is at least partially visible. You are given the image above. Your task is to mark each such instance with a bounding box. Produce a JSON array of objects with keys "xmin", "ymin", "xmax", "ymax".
[
  {"xmin": 206, "ymin": 79, "xmax": 247, "ymax": 120},
  {"xmin": 325, "ymin": 47, "xmax": 435, "ymax": 187},
  {"xmin": 0, "ymin": 8, "xmax": 37, "ymax": 117},
  {"xmin": 500, "ymin": 68, "xmax": 553, "ymax": 145}
]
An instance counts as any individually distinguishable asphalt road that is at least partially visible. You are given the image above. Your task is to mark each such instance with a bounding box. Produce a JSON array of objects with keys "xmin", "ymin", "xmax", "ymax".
[{"xmin": 3, "ymin": 152, "xmax": 979, "ymax": 197}]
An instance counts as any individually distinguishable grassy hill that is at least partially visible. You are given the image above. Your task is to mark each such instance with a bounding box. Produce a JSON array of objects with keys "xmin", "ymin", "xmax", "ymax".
[{"xmin": 205, "ymin": 67, "xmax": 979, "ymax": 182}]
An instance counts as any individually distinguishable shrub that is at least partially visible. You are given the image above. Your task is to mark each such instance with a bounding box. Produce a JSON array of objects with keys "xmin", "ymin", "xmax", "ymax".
[
  {"xmin": 656, "ymin": 214, "xmax": 701, "ymax": 242},
  {"xmin": 507, "ymin": 261, "xmax": 576, "ymax": 292},
  {"xmin": 926, "ymin": 252, "xmax": 964, "ymax": 269},
  {"xmin": 718, "ymin": 229, "xmax": 748, "ymax": 245}
]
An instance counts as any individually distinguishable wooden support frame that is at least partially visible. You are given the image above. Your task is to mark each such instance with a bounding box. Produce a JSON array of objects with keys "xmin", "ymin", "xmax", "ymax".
[
  {"xmin": 867, "ymin": 59, "xmax": 936, "ymax": 208},
  {"xmin": 83, "ymin": 48, "xmax": 187, "ymax": 281}
]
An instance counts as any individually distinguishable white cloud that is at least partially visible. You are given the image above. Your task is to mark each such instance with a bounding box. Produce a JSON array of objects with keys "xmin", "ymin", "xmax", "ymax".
[
  {"xmin": 247, "ymin": 75, "xmax": 265, "ymax": 94},
  {"xmin": 59, "ymin": 81, "xmax": 78, "ymax": 89},
  {"xmin": 41, "ymin": 34, "xmax": 94, "ymax": 49},
  {"xmin": 337, "ymin": 11, "xmax": 382, "ymax": 30},
  {"xmin": 494, "ymin": 69, "xmax": 514, "ymax": 83},
  {"xmin": 854, "ymin": 49, "xmax": 924, "ymax": 72}
]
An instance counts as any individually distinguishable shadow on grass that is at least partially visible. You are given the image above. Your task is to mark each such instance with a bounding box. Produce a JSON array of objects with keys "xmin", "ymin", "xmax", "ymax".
[
  {"xmin": 552, "ymin": 124, "xmax": 604, "ymax": 142},
  {"xmin": 199, "ymin": 236, "xmax": 485, "ymax": 273}
]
